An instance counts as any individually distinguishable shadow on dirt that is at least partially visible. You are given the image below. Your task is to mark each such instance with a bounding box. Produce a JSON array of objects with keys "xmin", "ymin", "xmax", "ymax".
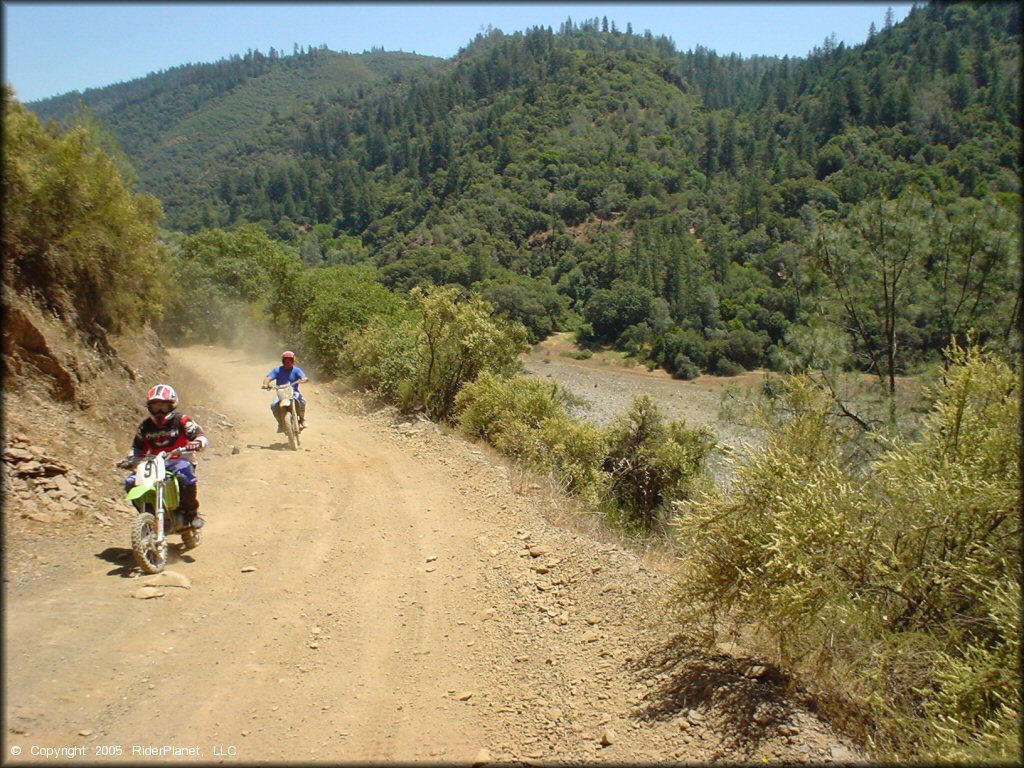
[
  {"xmin": 627, "ymin": 633, "xmax": 796, "ymax": 758},
  {"xmin": 96, "ymin": 546, "xmax": 195, "ymax": 577},
  {"xmin": 95, "ymin": 547, "xmax": 136, "ymax": 577},
  {"xmin": 246, "ymin": 442, "xmax": 301, "ymax": 452}
]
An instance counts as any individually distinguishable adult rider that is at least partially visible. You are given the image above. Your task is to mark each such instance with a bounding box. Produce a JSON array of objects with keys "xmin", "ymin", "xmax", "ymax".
[{"xmin": 261, "ymin": 350, "xmax": 309, "ymax": 432}]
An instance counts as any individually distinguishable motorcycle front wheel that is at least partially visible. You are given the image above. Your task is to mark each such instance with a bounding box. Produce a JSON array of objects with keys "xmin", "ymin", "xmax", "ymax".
[
  {"xmin": 284, "ymin": 407, "xmax": 299, "ymax": 451},
  {"xmin": 132, "ymin": 512, "xmax": 168, "ymax": 574}
]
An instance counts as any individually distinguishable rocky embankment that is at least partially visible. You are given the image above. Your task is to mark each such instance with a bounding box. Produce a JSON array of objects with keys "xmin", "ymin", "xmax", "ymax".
[{"xmin": 3, "ymin": 435, "xmax": 107, "ymax": 525}]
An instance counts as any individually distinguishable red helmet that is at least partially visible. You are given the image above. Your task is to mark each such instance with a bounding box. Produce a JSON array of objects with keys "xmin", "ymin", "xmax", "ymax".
[
  {"xmin": 146, "ymin": 384, "xmax": 177, "ymax": 424},
  {"xmin": 282, "ymin": 351, "xmax": 295, "ymax": 360},
  {"xmin": 147, "ymin": 384, "xmax": 178, "ymax": 406}
]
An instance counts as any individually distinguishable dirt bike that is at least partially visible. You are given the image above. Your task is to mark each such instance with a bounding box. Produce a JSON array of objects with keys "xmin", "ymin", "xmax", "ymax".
[
  {"xmin": 265, "ymin": 382, "xmax": 301, "ymax": 451},
  {"xmin": 119, "ymin": 450, "xmax": 201, "ymax": 574}
]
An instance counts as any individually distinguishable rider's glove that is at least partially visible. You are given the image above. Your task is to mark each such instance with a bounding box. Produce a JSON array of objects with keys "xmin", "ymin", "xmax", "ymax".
[{"xmin": 185, "ymin": 441, "xmax": 203, "ymax": 452}]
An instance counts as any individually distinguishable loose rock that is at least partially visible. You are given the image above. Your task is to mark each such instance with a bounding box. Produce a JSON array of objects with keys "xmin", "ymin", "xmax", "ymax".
[
  {"xmin": 140, "ymin": 571, "xmax": 191, "ymax": 589},
  {"xmin": 132, "ymin": 587, "xmax": 165, "ymax": 600}
]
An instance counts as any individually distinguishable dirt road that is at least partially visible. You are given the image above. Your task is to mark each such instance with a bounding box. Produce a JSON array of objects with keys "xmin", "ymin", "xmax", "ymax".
[{"xmin": 4, "ymin": 346, "xmax": 860, "ymax": 764}]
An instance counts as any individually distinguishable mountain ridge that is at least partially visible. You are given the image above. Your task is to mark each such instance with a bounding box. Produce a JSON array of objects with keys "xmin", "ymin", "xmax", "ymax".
[{"xmin": 21, "ymin": 4, "xmax": 1022, "ymax": 378}]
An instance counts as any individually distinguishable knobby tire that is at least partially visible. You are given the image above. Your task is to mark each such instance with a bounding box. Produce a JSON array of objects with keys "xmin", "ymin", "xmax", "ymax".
[
  {"xmin": 284, "ymin": 407, "xmax": 299, "ymax": 451},
  {"xmin": 131, "ymin": 511, "xmax": 168, "ymax": 574}
]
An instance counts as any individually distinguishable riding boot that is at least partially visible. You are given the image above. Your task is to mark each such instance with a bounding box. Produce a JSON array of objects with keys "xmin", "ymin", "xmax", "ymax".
[{"xmin": 180, "ymin": 483, "xmax": 202, "ymax": 528}]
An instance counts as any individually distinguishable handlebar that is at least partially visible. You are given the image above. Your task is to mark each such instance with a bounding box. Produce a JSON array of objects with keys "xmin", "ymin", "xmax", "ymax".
[{"xmin": 117, "ymin": 449, "xmax": 196, "ymax": 469}]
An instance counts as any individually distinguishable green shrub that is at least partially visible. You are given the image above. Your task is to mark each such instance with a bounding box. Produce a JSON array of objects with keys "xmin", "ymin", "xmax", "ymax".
[
  {"xmin": 924, "ymin": 577, "xmax": 1020, "ymax": 762},
  {"xmin": 456, "ymin": 371, "xmax": 567, "ymax": 440},
  {"xmin": 455, "ymin": 372, "xmax": 606, "ymax": 502},
  {"xmin": 3, "ymin": 89, "xmax": 167, "ymax": 332},
  {"xmin": 671, "ymin": 353, "xmax": 700, "ymax": 380},
  {"xmin": 710, "ymin": 356, "xmax": 744, "ymax": 376},
  {"xmin": 340, "ymin": 313, "xmax": 419, "ymax": 400},
  {"xmin": 541, "ymin": 417, "xmax": 607, "ymax": 501},
  {"xmin": 409, "ymin": 285, "xmax": 529, "ymax": 420},
  {"xmin": 581, "ymin": 281, "xmax": 656, "ymax": 343},
  {"xmin": 298, "ymin": 265, "xmax": 405, "ymax": 374},
  {"xmin": 604, "ymin": 394, "xmax": 715, "ymax": 531},
  {"xmin": 672, "ymin": 343, "xmax": 1020, "ymax": 760},
  {"xmin": 343, "ymin": 285, "xmax": 529, "ymax": 420},
  {"xmin": 657, "ymin": 327, "xmax": 710, "ymax": 373},
  {"xmin": 477, "ymin": 272, "xmax": 568, "ymax": 344}
]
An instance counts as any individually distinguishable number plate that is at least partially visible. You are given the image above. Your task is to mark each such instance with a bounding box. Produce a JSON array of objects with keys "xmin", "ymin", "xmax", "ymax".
[{"xmin": 136, "ymin": 455, "xmax": 166, "ymax": 484}]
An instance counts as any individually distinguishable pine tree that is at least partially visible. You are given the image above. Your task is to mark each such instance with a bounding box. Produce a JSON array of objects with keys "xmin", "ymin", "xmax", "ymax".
[{"xmin": 702, "ymin": 114, "xmax": 719, "ymax": 183}]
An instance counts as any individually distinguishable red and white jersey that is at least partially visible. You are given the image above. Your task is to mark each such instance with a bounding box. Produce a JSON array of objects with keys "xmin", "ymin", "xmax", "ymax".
[{"xmin": 132, "ymin": 412, "xmax": 206, "ymax": 456}]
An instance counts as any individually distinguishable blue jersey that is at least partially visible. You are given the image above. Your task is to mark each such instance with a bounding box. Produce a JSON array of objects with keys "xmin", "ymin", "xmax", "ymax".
[{"xmin": 267, "ymin": 365, "xmax": 307, "ymax": 394}]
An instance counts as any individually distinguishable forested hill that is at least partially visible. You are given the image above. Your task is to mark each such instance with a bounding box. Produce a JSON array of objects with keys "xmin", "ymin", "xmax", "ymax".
[
  {"xmin": 27, "ymin": 2, "xmax": 1021, "ymax": 378},
  {"xmin": 28, "ymin": 48, "xmax": 445, "ymax": 228}
]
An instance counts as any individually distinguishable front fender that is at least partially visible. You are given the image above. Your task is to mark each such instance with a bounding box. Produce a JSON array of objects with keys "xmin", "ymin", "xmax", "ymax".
[{"xmin": 126, "ymin": 482, "xmax": 156, "ymax": 503}]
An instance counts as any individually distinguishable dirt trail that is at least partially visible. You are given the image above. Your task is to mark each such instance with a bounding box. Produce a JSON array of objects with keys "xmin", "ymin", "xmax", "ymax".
[{"xmin": 4, "ymin": 345, "xmax": 861, "ymax": 764}]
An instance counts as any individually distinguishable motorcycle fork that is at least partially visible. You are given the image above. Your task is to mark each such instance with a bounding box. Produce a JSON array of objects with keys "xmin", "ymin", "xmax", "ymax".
[{"xmin": 155, "ymin": 483, "xmax": 166, "ymax": 542}]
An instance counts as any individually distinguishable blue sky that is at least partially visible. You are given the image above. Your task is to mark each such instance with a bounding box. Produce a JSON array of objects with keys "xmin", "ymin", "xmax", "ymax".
[{"xmin": 3, "ymin": 2, "xmax": 914, "ymax": 103}]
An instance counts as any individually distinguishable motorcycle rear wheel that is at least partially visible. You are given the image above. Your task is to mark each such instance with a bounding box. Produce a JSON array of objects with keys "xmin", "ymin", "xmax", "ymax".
[
  {"xmin": 181, "ymin": 527, "xmax": 202, "ymax": 550},
  {"xmin": 132, "ymin": 512, "xmax": 168, "ymax": 574}
]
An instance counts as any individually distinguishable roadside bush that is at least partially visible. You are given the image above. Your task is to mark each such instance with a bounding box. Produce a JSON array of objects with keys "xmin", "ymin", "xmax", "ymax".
[
  {"xmin": 455, "ymin": 372, "xmax": 606, "ymax": 503},
  {"xmin": 531, "ymin": 417, "xmax": 608, "ymax": 503},
  {"xmin": 456, "ymin": 371, "xmax": 568, "ymax": 441},
  {"xmin": 412, "ymin": 286, "xmax": 529, "ymax": 420},
  {"xmin": 671, "ymin": 343, "xmax": 1020, "ymax": 761},
  {"xmin": 344, "ymin": 285, "xmax": 529, "ymax": 420},
  {"xmin": 604, "ymin": 394, "xmax": 715, "ymax": 532},
  {"xmin": 339, "ymin": 313, "xmax": 419, "ymax": 401},
  {"xmin": 3, "ymin": 89, "xmax": 166, "ymax": 333},
  {"xmin": 298, "ymin": 265, "xmax": 405, "ymax": 375}
]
